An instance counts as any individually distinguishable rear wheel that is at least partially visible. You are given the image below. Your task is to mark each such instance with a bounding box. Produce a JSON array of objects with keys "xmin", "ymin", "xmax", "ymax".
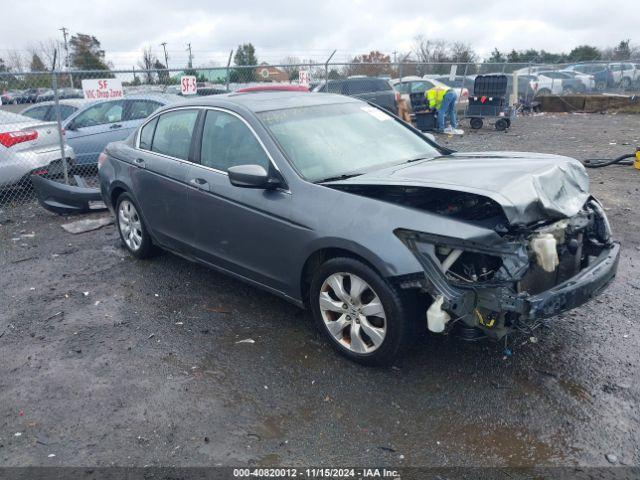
[
  {"xmin": 310, "ymin": 257, "xmax": 411, "ymax": 366},
  {"xmin": 469, "ymin": 117, "xmax": 483, "ymax": 129},
  {"xmin": 495, "ymin": 118, "xmax": 508, "ymax": 131},
  {"xmin": 116, "ymin": 193, "xmax": 154, "ymax": 259}
]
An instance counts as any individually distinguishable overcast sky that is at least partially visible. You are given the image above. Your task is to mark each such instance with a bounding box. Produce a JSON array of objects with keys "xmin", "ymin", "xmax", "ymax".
[{"xmin": 2, "ymin": 0, "xmax": 638, "ymax": 69}]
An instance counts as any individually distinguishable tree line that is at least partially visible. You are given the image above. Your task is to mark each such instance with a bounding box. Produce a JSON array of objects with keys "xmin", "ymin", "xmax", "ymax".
[{"xmin": 0, "ymin": 32, "xmax": 637, "ymax": 83}]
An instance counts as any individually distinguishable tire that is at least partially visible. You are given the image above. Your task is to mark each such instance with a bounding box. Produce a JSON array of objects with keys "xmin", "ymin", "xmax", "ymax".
[
  {"xmin": 595, "ymin": 81, "xmax": 606, "ymax": 91},
  {"xmin": 309, "ymin": 257, "xmax": 412, "ymax": 366},
  {"xmin": 495, "ymin": 119, "xmax": 508, "ymax": 131},
  {"xmin": 536, "ymin": 88, "xmax": 551, "ymax": 97},
  {"xmin": 469, "ymin": 117, "xmax": 483, "ymax": 129},
  {"xmin": 115, "ymin": 192, "xmax": 154, "ymax": 259}
]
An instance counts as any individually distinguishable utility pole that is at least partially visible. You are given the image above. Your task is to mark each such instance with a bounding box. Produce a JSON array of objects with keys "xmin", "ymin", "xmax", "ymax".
[
  {"xmin": 160, "ymin": 42, "xmax": 169, "ymax": 69},
  {"xmin": 392, "ymin": 50, "xmax": 398, "ymax": 77},
  {"xmin": 186, "ymin": 43, "xmax": 193, "ymax": 69},
  {"xmin": 59, "ymin": 26, "xmax": 73, "ymax": 86}
]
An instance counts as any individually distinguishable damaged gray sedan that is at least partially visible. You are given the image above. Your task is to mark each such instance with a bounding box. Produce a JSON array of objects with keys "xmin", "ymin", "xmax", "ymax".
[{"xmin": 98, "ymin": 92, "xmax": 619, "ymax": 365}]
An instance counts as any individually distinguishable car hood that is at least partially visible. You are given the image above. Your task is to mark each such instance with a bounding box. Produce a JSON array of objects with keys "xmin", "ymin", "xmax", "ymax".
[{"xmin": 326, "ymin": 152, "xmax": 589, "ymax": 226}]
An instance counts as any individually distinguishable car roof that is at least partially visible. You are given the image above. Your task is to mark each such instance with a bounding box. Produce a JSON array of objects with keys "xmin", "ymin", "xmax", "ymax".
[
  {"xmin": 23, "ymin": 99, "xmax": 95, "ymax": 109},
  {"xmin": 235, "ymin": 84, "xmax": 310, "ymax": 93},
  {"xmin": 72, "ymin": 93, "xmax": 181, "ymax": 110},
  {"xmin": 168, "ymin": 91, "xmax": 360, "ymax": 113}
]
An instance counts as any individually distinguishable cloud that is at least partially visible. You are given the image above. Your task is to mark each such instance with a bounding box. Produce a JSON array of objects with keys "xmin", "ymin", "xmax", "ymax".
[{"xmin": 1, "ymin": 0, "xmax": 637, "ymax": 69}]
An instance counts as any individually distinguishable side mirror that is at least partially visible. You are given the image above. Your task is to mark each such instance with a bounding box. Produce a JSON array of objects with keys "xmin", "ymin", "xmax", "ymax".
[{"xmin": 228, "ymin": 164, "xmax": 281, "ymax": 189}]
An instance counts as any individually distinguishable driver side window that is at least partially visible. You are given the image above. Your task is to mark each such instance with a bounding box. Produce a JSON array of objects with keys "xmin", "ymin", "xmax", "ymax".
[
  {"xmin": 72, "ymin": 101, "xmax": 124, "ymax": 129},
  {"xmin": 200, "ymin": 110, "xmax": 270, "ymax": 172}
]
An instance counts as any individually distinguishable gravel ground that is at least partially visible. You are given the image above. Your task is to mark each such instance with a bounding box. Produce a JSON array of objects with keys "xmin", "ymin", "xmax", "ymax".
[{"xmin": 0, "ymin": 113, "xmax": 639, "ymax": 469}]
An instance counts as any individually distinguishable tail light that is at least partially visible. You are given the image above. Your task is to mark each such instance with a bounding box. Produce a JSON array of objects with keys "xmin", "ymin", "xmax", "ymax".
[
  {"xmin": 395, "ymin": 91, "xmax": 401, "ymax": 105},
  {"xmin": 97, "ymin": 151, "xmax": 108, "ymax": 169},
  {"xmin": 0, "ymin": 130, "xmax": 38, "ymax": 148}
]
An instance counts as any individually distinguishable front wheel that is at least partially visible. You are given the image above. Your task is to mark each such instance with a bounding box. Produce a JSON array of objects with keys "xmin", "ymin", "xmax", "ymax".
[
  {"xmin": 116, "ymin": 193, "xmax": 154, "ymax": 259},
  {"xmin": 310, "ymin": 257, "xmax": 411, "ymax": 366},
  {"xmin": 469, "ymin": 117, "xmax": 483, "ymax": 129}
]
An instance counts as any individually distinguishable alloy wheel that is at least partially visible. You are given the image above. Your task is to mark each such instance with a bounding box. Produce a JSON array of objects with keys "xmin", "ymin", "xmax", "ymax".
[
  {"xmin": 319, "ymin": 272, "xmax": 387, "ymax": 354},
  {"xmin": 118, "ymin": 199, "xmax": 143, "ymax": 251}
]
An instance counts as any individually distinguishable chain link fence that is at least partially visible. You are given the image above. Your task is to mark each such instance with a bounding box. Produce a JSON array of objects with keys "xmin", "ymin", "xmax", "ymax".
[{"xmin": 1, "ymin": 60, "xmax": 639, "ymax": 211}]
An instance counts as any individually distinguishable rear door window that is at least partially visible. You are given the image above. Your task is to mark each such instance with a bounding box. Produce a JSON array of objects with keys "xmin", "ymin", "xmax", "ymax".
[
  {"xmin": 22, "ymin": 106, "xmax": 50, "ymax": 120},
  {"xmin": 372, "ymin": 79, "xmax": 392, "ymax": 91},
  {"xmin": 345, "ymin": 80, "xmax": 376, "ymax": 95},
  {"xmin": 151, "ymin": 109, "xmax": 198, "ymax": 160}
]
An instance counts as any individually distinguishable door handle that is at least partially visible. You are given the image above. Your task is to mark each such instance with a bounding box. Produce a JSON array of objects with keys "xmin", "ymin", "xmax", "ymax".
[
  {"xmin": 189, "ymin": 177, "xmax": 210, "ymax": 191},
  {"xmin": 134, "ymin": 158, "xmax": 146, "ymax": 168},
  {"xmin": 110, "ymin": 123, "xmax": 122, "ymax": 129}
]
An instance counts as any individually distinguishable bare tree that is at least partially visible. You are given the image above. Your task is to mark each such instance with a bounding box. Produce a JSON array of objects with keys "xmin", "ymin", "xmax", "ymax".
[
  {"xmin": 412, "ymin": 36, "xmax": 448, "ymax": 63},
  {"xmin": 31, "ymin": 39, "xmax": 61, "ymax": 70},
  {"xmin": 138, "ymin": 46, "xmax": 157, "ymax": 84},
  {"xmin": 450, "ymin": 42, "xmax": 477, "ymax": 63},
  {"xmin": 280, "ymin": 56, "xmax": 301, "ymax": 80},
  {"xmin": 5, "ymin": 49, "xmax": 26, "ymax": 72}
]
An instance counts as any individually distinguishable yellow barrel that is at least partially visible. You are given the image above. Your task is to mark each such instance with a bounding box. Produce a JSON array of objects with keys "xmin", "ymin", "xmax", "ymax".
[{"xmin": 635, "ymin": 148, "xmax": 640, "ymax": 170}]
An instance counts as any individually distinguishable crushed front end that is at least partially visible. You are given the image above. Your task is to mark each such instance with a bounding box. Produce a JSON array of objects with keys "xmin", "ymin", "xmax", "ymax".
[{"xmin": 396, "ymin": 198, "xmax": 620, "ymax": 339}]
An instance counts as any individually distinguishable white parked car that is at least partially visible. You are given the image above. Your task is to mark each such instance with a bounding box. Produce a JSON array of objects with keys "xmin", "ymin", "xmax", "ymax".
[
  {"xmin": 608, "ymin": 63, "xmax": 638, "ymax": 89},
  {"xmin": 512, "ymin": 65, "xmax": 556, "ymax": 76},
  {"xmin": 529, "ymin": 74, "xmax": 564, "ymax": 96},
  {"xmin": 0, "ymin": 111, "xmax": 75, "ymax": 188}
]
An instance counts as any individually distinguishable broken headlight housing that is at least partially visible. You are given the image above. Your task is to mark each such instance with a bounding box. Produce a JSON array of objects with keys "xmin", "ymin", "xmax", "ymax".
[{"xmin": 394, "ymin": 229, "xmax": 526, "ymax": 289}]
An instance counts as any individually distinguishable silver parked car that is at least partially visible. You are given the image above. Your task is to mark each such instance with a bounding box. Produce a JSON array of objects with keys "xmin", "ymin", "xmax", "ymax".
[
  {"xmin": 63, "ymin": 94, "xmax": 181, "ymax": 166},
  {"xmin": 0, "ymin": 111, "xmax": 75, "ymax": 188}
]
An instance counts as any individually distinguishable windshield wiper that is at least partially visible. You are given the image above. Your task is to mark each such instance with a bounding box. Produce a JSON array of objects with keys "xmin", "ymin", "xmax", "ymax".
[
  {"xmin": 403, "ymin": 154, "xmax": 436, "ymax": 164},
  {"xmin": 315, "ymin": 173, "xmax": 363, "ymax": 183}
]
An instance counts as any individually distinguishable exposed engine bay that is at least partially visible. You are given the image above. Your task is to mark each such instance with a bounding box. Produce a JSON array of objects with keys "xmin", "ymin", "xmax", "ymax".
[
  {"xmin": 397, "ymin": 197, "xmax": 617, "ymax": 340},
  {"xmin": 332, "ymin": 184, "xmax": 508, "ymax": 229}
]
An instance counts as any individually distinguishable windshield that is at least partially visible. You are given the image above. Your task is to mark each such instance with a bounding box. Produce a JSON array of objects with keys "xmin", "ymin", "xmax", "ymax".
[{"xmin": 259, "ymin": 102, "xmax": 440, "ymax": 182}]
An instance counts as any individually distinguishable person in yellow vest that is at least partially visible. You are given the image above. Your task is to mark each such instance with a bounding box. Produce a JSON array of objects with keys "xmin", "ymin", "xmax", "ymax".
[{"xmin": 426, "ymin": 86, "xmax": 464, "ymax": 135}]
